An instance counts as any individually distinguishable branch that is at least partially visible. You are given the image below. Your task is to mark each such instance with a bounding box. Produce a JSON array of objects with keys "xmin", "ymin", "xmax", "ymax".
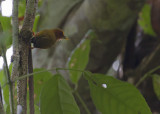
[
  {"xmin": 136, "ymin": 66, "xmax": 160, "ymax": 87},
  {"xmin": 16, "ymin": 0, "xmax": 38, "ymax": 114},
  {"xmin": 28, "ymin": 48, "xmax": 34, "ymax": 114},
  {"xmin": 11, "ymin": 0, "xmax": 19, "ymax": 113},
  {"xmin": 74, "ymin": 91, "xmax": 91, "ymax": 114},
  {"xmin": 135, "ymin": 44, "xmax": 160, "ymax": 79},
  {"xmin": 11, "ymin": 0, "xmax": 19, "ymax": 87}
]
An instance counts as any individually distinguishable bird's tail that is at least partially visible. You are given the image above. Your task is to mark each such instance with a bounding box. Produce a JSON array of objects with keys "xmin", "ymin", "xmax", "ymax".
[
  {"xmin": 31, "ymin": 37, "xmax": 36, "ymax": 43},
  {"xmin": 31, "ymin": 37, "xmax": 36, "ymax": 48}
]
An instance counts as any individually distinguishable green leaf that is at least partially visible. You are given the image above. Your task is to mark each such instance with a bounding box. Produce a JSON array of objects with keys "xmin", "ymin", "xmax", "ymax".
[
  {"xmin": 33, "ymin": 15, "xmax": 40, "ymax": 32},
  {"xmin": 0, "ymin": 16, "xmax": 12, "ymax": 49},
  {"xmin": 67, "ymin": 39, "xmax": 91, "ymax": 84},
  {"xmin": 40, "ymin": 74, "xmax": 80, "ymax": 114},
  {"xmin": 0, "ymin": 16, "xmax": 12, "ymax": 31},
  {"xmin": 84, "ymin": 72, "xmax": 151, "ymax": 114},
  {"xmin": 0, "ymin": 64, "xmax": 12, "ymax": 113},
  {"xmin": 152, "ymin": 74, "xmax": 160, "ymax": 100},
  {"xmin": 6, "ymin": 105, "xmax": 10, "ymax": 114},
  {"xmin": 0, "ymin": 67, "xmax": 9, "ymax": 105},
  {"xmin": 34, "ymin": 68, "xmax": 52, "ymax": 104},
  {"xmin": 0, "ymin": 31, "xmax": 12, "ymax": 49},
  {"xmin": 138, "ymin": 4, "xmax": 156, "ymax": 36},
  {"xmin": 35, "ymin": 105, "xmax": 40, "ymax": 114},
  {"xmin": 18, "ymin": 0, "xmax": 26, "ymax": 17}
]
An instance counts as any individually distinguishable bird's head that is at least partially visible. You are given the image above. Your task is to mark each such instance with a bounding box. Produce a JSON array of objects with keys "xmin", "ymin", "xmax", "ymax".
[{"xmin": 53, "ymin": 28, "xmax": 69, "ymax": 40}]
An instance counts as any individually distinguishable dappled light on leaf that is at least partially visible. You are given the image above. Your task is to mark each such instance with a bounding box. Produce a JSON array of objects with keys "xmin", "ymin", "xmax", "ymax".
[
  {"xmin": 138, "ymin": 4, "xmax": 156, "ymax": 36},
  {"xmin": 102, "ymin": 84, "xmax": 107, "ymax": 88}
]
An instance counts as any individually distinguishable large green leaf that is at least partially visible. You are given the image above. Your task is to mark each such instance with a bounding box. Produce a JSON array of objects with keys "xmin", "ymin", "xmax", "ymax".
[
  {"xmin": 138, "ymin": 4, "xmax": 156, "ymax": 36},
  {"xmin": 84, "ymin": 72, "xmax": 151, "ymax": 114},
  {"xmin": 152, "ymin": 74, "xmax": 160, "ymax": 100},
  {"xmin": 33, "ymin": 68, "xmax": 52, "ymax": 104},
  {"xmin": 40, "ymin": 74, "xmax": 80, "ymax": 114},
  {"xmin": 67, "ymin": 39, "xmax": 91, "ymax": 84}
]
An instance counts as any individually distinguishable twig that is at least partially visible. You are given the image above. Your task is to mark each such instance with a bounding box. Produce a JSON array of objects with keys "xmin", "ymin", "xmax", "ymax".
[
  {"xmin": 135, "ymin": 66, "xmax": 160, "ymax": 87},
  {"xmin": 74, "ymin": 91, "xmax": 91, "ymax": 114},
  {"xmin": 11, "ymin": 68, "xmax": 83, "ymax": 84},
  {"xmin": 56, "ymin": 67, "xmax": 84, "ymax": 72},
  {"xmin": 2, "ymin": 68, "xmax": 85, "ymax": 89},
  {"xmin": 28, "ymin": 47, "xmax": 34, "ymax": 114},
  {"xmin": 0, "ymin": 84, "xmax": 5, "ymax": 114}
]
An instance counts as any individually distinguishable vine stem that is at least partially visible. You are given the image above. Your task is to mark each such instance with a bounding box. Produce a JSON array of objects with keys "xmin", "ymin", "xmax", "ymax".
[
  {"xmin": 2, "ymin": 68, "xmax": 85, "ymax": 88},
  {"xmin": 135, "ymin": 66, "xmax": 160, "ymax": 87},
  {"xmin": 11, "ymin": 68, "xmax": 84, "ymax": 83},
  {"xmin": 2, "ymin": 47, "xmax": 14, "ymax": 114},
  {"xmin": 74, "ymin": 91, "xmax": 91, "ymax": 114},
  {"xmin": 28, "ymin": 48, "xmax": 34, "ymax": 114}
]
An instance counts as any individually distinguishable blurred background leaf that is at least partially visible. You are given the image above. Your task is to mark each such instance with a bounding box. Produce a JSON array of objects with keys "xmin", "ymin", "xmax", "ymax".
[
  {"xmin": 0, "ymin": 16, "xmax": 12, "ymax": 50},
  {"xmin": 0, "ymin": 16, "xmax": 12, "ymax": 31},
  {"xmin": 138, "ymin": 4, "xmax": 156, "ymax": 36},
  {"xmin": 0, "ymin": 31, "xmax": 12, "ymax": 49},
  {"xmin": 33, "ymin": 15, "xmax": 40, "ymax": 32},
  {"xmin": 18, "ymin": 0, "xmax": 26, "ymax": 17},
  {"xmin": 152, "ymin": 74, "xmax": 160, "ymax": 100}
]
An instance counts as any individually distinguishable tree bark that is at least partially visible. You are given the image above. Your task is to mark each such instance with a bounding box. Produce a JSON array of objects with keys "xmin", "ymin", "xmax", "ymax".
[{"xmin": 12, "ymin": 0, "xmax": 38, "ymax": 113}]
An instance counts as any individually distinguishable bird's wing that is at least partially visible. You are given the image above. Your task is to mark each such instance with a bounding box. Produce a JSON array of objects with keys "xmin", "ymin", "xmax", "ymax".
[{"xmin": 33, "ymin": 36, "xmax": 54, "ymax": 49}]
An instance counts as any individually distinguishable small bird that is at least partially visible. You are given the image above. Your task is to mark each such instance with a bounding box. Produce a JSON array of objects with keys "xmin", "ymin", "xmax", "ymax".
[{"xmin": 31, "ymin": 28, "xmax": 68, "ymax": 49}]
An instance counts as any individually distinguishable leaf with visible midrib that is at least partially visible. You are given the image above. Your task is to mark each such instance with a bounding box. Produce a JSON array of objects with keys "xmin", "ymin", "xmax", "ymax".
[
  {"xmin": 68, "ymin": 39, "xmax": 91, "ymax": 84},
  {"xmin": 85, "ymin": 72, "xmax": 152, "ymax": 114},
  {"xmin": 40, "ymin": 74, "xmax": 80, "ymax": 114}
]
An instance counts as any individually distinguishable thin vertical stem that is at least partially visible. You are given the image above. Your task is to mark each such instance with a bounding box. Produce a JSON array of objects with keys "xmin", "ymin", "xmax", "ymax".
[
  {"xmin": 2, "ymin": 47, "xmax": 14, "ymax": 114},
  {"xmin": 12, "ymin": 0, "xmax": 19, "ymax": 81},
  {"xmin": 0, "ymin": 85, "xmax": 5, "ymax": 114},
  {"xmin": 74, "ymin": 91, "xmax": 91, "ymax": 114},
  {"xmin": 28, "ymin": 47, "xmax": 34, "ymax": 114},
  {"xmin": 11, "ymin": 0, "xmax": 19, "ymax": 113}
]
